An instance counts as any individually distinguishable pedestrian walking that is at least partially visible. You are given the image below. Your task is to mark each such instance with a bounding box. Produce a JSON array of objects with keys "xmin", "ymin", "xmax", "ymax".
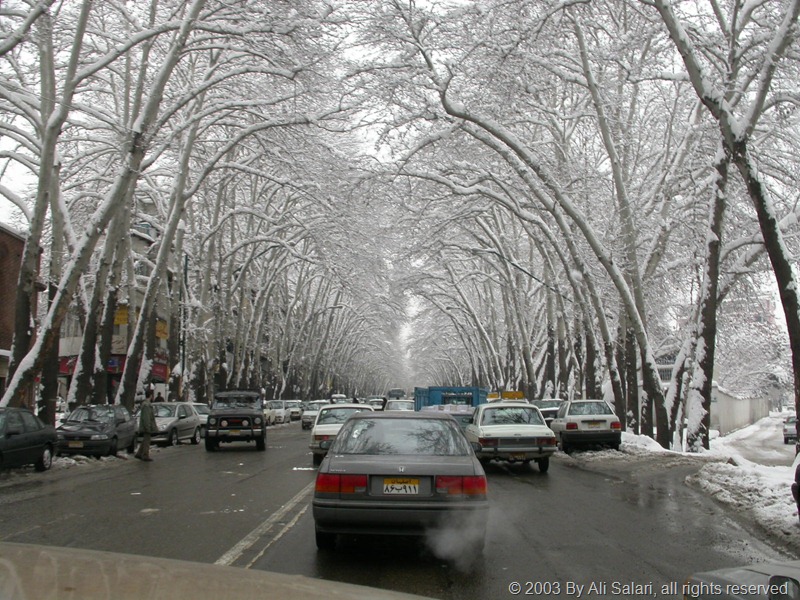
[{"xmin": 135, "ymin": 393, "xmax": 158, "ymax": 462}]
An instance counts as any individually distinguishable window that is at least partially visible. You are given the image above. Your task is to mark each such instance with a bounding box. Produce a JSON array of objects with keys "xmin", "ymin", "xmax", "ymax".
[
  {"xmin": 19, "ymin": 410, "xmax": 41, "ymax": 432},
  {"xmin": 336, "ymin": 418, "xmax": 471, "ymax": 456}
]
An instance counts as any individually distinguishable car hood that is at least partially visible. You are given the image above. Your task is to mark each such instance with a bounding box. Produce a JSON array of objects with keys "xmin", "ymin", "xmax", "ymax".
[
  {"xmin": 0, "ymin": 541, "xmax": 435, "ymax": 600},
  {"xmin": 58, "ymin": 421, "xmax": 112, "ymax": 435},
  {"xmin": 212, "ymin": 408, "xmax": 261, "ymax": 416}
]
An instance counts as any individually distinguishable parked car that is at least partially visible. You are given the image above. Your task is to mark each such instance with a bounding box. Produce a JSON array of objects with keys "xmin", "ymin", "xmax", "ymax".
[
  {"xmin": 785, "ymin": 415, "xmax": 797, "ymax": 444},
  {"xmin": 384, "ymin": 399, "xmax": 415, "ymax": 412},
  {"xmin": 57, "ymin": 404, "xmax": 136, "ymax": 457},
  {"xmin": 312, "ymin": 411, "xmax": 489, "ymax": 552},
  {"xmin": 192, "ymin": 403, "xmax": 211, "ymax": 438},
  {"xmin": 206, "ymin": 391, "xmax": 266, "ymax": 451},
  {"xmin": 302, "ymin": 400, "xmax": 329, "ymax": 430},
  {"xmin": 309, "ymin": 403, "xmax": 373, "ymax": 466},
  {"xmin": 531, "ymin": 399, "xmax": 564, "ymax": 427},
  {"xmin": 0, "ymin": 407, "xmax": 57, "ymax": 471},
  {"xmin": 285, "ymin": 400, "xmax": 303, "ymax": 421},
  {"xmin": 683, "ymin": 558, "xmax": 800, "ymax": 599},
  {"xmin": 464, "ymin": 402, "xmax": 557, "ymax": 472},
  {"xmin": 144, "ymin": 402, "xmax": 202, "ymax": 447},
  {"xmin": 265, "ymin": 400, "xmax": 289, "ymax": 425},
  {"xmin": 548, "ymin": 399, "xmax": 621, "ymax": 453}
]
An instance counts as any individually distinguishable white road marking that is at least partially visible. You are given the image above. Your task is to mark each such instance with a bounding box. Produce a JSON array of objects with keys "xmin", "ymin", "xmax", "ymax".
[{"xmin": 214, "ymin": 481, "xmax": 314, "ymax": 566}]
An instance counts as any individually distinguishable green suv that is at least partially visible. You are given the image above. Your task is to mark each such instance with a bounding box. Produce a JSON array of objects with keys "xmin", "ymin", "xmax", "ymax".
[{"xmin": 205, "ymin": 391, "xmax": 266, "ymax": 451}]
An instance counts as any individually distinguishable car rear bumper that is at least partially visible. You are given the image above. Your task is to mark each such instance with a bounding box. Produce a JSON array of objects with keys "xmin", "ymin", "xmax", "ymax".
[
  {"xmin": 560, "ymin": 430, "xmax": 621, "ymax": 446},
  {"xmin": 313, "ymin": 499, "xmax": 488, "ymax": 536},
  {"xmin": 57, "ymin": 440, "xmax": 112, "ymax": 456},
  {"xmin": 207, "ymin": 428, "xmax": 264, "ymax": 442},
  {"xmin": 476, "ymin": 447, "xmax": 556, "ymax": 461}
]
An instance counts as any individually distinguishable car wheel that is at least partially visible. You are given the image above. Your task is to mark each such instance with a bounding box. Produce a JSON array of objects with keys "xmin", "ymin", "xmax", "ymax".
[
  {"xmin": 315, "ymin": 529, "xmax": 336, "ymax": 551},
  {"xmin": 561, "ymin": 441, "xmax": 571, "ymax": 454},
  {"xmin": 126, "ymin": 436, "xmax": 136, "ymax": 454},
  {"xmin": 205, "ymin": 437, "xmax": 218, "ymax": 452},
  {"xmin": 168, "ymin": 429, "xmax": 178, "ymax": 446},
  {"xmin": 108, "ymin": 437, "xmax": 119, "ymax": 457},
  {"xmin": 200, "ymin": 425, "xmax": 206, "ymax": 439},
  {"xmin": 537, "ymin": 457, "xmax": 550, "ymax": 473},
  {"xmin": 313, "ymin": 453, "xmax": 322, "ymax": 467},
  {"xmin": 256, "ymin": 436, "xmax": 266, "ymax": 451},
  {"xmin": 786, "ymin": 437, "xmax": 790, "ymax": 445},
  {"xmin": 191, "ymin": 428, "xmax": 200, "ymax": 445},
  {"xmin": 35, "ymin": 444, "xmax": 53, "ymax": 472}
]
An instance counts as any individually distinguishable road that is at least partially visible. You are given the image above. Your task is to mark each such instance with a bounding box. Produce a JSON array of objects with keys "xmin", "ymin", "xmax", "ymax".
[{"xmin": 0, "ymin": 421, "xmax": 793, "ymax": 599}]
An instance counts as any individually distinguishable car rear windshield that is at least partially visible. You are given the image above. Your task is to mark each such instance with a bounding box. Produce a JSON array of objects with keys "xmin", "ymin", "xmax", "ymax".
[
  {"xmin": 385, "ymin": 401, "xmax": 414, "ymax": 411},
  {"xmin": 534, "ymin": 401, "xmax": 562, "ymax": 409},
  {"xmin": 317, "ymin": 407, "xmax": 367, "ymax": 424},
  {"xmin": 333, "ymin": 418, "xmax": 472, "ymax": 456},
  {"xmin": 481, "ymin": 406, "xmax": 545, "ymax": 426},
  {"xmin": 568, "ymin": 402, "xmax": 613, "ymax": 416}
]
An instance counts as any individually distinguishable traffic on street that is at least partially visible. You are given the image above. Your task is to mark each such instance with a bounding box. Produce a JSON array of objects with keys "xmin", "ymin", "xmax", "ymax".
[{"xmin": 0, "ymin": 413, "xmax": 793, "ymax": 600}]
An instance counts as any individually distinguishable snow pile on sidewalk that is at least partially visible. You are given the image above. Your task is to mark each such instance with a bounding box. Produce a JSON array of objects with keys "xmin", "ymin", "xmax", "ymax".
[{"xmin": 624, "ymin": 416, "xmax": 800, "ymax": 553}]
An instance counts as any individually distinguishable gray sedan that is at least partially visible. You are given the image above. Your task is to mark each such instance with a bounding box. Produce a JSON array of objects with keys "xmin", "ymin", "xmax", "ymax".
[{"xmin": 312, "ymin": 411, "xmax": 489, "ymax": 553}]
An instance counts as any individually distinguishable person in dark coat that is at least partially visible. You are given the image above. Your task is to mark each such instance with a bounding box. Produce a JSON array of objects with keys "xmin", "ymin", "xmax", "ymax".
[{"xmin": 135, "ymin": 394, "xmax": 158, "ymax": 461}]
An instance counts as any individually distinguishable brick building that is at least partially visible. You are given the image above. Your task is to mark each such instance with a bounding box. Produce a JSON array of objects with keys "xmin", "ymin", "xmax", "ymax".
[{"xmin": 0, "ymin": 222, "xmax": 26, "ymax": 397}]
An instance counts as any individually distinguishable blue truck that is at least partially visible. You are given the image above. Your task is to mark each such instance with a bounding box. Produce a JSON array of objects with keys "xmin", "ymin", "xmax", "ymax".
[{"xmin": 413, "ymin": 386, "xmax": 490, "ymax": 411}]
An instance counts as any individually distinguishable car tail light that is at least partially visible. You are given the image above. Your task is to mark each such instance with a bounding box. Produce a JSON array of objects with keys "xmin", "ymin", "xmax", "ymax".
[
  {"xmin": 315, "ymin": 473, "xmax": 340, "ymax": 494},
  {"xmin": 314, "ymin": 435, "xmax": 330, "ymax": 441},
  {"xmin": 315, "ymin": 473, "xmax": 367, "ymax": 494},
  {"xmin": 436, "ymin": 476, "xmax": 463, "ymax": 495},
  {"xmin": 435, "ymin": 475, "xmax": 487, "ymax": 496},
  {"xmin": 538, "ymin": 437, "xmax": 557, "ymax": 446},
  {"xmin": 478, "ymin": 437, "xmax": 498, "ymax": 447},
  {"xmin": 340, "ymin": 475, "xmax": 368, "ymax": 493},
  {"xmin": 611, "ymin": 421, "xmax": 621, "ymax": 430},
  {"xmin": 566, "ymin": 422, "xmax": 578, "ymax": 430},
  {"xmin": 462, "ymin": 476, "xmax": 488, "ymax": 496}
]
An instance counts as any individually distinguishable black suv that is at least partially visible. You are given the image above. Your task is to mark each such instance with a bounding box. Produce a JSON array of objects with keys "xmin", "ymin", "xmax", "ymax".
[{"xmin": 205, "ymin": 391, "xmax": 266, "ymax": 451}]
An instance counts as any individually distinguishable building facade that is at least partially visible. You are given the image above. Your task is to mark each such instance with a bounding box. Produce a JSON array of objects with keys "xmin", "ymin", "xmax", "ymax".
[{"xmin": 0, "ymin": 222, "xmax": 25, "ymax": 397}]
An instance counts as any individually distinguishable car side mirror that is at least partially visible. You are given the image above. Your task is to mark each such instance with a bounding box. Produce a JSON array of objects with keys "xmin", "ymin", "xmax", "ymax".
[
  {"xmin": 319, "ymin": 440, "xmax": 332, "ymax": 451},
  {"xmin": 769, "ymin": 576, "xmax": 800, "ymax": 600},
  {"xmin": 471, "ymin": 441, "xmax": 481, "ymax": 453}
]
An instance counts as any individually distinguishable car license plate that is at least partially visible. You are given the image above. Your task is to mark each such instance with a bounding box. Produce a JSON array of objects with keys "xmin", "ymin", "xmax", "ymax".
[
  {"xmin": 228, "ymin": 429, "xmax": 241, "ymax": 436},
  {"xmin": 68, "ymin": 441, "xmax": 84, "ymax": 448},
  {"xmin": 510, "ymin": 453, "xmax": 526, "ymax": 460},
  {"xmin": 383, "ymin": 478, "xmax": 419, "ymax": 494},
  {"xmin": 586, "ymin": 421, "xmax": 603, "ymax": 429}
]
